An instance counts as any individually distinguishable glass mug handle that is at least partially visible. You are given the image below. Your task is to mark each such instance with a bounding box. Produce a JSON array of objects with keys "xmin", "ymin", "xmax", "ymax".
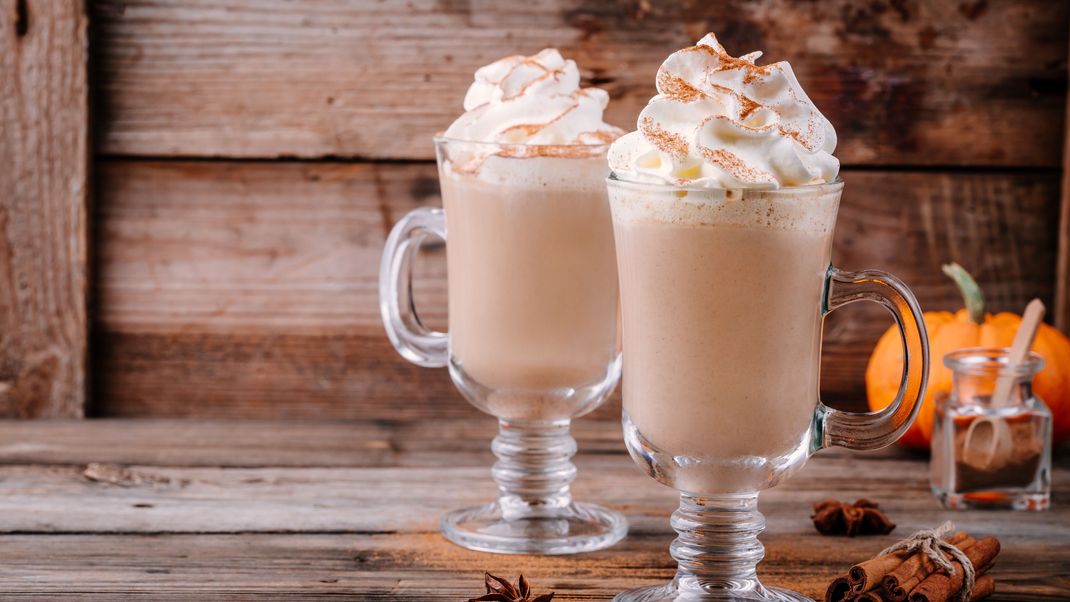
[
  {"xmin": 378, "ymin": 207, "xmax": 448, "ymax": 367},
  {"xmin": 814, "ymin": 267, "xmax": 930, "ymax": 451}
]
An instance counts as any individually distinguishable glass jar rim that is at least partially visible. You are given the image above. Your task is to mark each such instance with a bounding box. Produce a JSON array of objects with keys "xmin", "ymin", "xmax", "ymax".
[{"xmin": 943, "ymin": 347, "xmax": 1045, "ymax": 377}]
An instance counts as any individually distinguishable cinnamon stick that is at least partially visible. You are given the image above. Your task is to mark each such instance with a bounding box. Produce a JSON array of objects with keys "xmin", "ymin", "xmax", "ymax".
[
  {"xmin": 968, "ymin": 574, "xmax": 995, "ymax": 601},
  {"xmin": 883, "ymin": 533, "xmax": 973, "ymax": 601},
  {"xmin": 907, "ymin": 537, "xmax": 1001, "ymax": 602},
  {"xmin": 849, "ymin": 551, "xmax": 908, "ymax": 594},
  {"xmin": 890, "ymin": 538, "xmax": 975, "ymax": 598},
  {"xmin": 824, "ymin": 576, "xmax": 854, "ymax": 602},
  {"xmin": 856, "ymin": 593, "xmax": 885, "ymax": 602}
]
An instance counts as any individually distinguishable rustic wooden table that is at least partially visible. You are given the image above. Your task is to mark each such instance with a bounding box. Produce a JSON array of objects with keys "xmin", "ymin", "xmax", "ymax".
[{"xmin": 0, "ymin": 419, "xmax": 1066, "ymax": 600}]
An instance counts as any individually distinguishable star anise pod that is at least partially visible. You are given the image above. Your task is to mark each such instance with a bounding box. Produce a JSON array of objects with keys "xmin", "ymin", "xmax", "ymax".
[
  {"xmin": 811, "ymin": 498, "xmax": 896, "ymax": 537},
  {"xmin": 468, "ymin": 572, "xmax": 554, "ymax": 602}
]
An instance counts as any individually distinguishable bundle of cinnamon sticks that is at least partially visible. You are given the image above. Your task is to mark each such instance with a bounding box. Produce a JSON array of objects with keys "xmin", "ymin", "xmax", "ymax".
[{"xmin": 825, "ymin": 530, "xmax": 1000, "ymax": 602}]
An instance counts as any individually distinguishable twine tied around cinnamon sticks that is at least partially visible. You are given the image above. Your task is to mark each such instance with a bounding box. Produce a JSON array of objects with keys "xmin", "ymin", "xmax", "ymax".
[
  {"xmin": 878, "ymin": 522, "xmax": 975, "ymax": 602},
  {"xmin": 825, "ymin": 523, "xmax": 1001, "ymax": 602}
]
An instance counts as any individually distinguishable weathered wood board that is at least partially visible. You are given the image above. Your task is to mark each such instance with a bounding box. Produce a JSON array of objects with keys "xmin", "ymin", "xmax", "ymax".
[
  {"xmin": 0, "ymin": 0, "xmax": 89, "ymax": 417},
  {"xmin": 1, "ymin": 531, "xmax": 1066, "ymax": 600},
  {"xmin": 92, "ymin": 161, "xmax": 1061, "ymax": 418},
  {"xmin": 1057, "ymin": 35, "xmax": 1070, "ymax": 332},
  {"xmin": 0, "ymin": 418, "xmax": 519, "ymax": 467},
  {"xmin": 82, "ymin": 0, "xmax": 1070, "ymax": 419},
  {"xmin": 91, "ymin": 0, "xmax": 1069, "ymax": 166},
  {"xmin": 0, "ymin": 419, "xmax": 1065, "ymax": 600}
]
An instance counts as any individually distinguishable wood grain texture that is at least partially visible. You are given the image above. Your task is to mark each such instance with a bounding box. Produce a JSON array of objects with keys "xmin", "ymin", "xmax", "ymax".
[
  {"xmin": 93, "ymin": 161, "xmax": 1060, "ymax": 418},
  {"xmin": 1, "ymin": 532, "xmax": 1067, "ymax": 601},
  {"xmin": 1060, "ymin": 171, "xmax": 1070, "ymax": 332},
  {"xmin": 0, "ymin": 419, "xmax": 1066, "ymax": 600},
  {"xmin": 0, "ymin": 439, "xmax": 1062, "ymax": 536},
  {"xmin": 90, "ymin": 0, "xmax": 1068, "ymax": 166},
  {"xmin": 0, "ymin": 0, "xmax": 89, "ymax": 417},
  {"xmin": 0, "ymin": 418, "xmax": 616, "ymax": 467},
  {"xmin": 1057, "ymin": 32, "xmax": 1070, "ymax": 333}
]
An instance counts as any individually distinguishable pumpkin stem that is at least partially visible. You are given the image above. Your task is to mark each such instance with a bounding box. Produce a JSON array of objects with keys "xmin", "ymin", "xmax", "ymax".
[{"xmin": 942, "ymin": 262, "xmax": 986, "ymax": 324}]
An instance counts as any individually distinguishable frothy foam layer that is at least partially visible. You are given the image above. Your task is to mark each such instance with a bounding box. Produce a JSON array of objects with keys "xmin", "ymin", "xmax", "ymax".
[
  {"xmin": 609, "ymin": 33, "xmax": 839, "ymax": 189},
  {"xmin": 608, "ymin": 182, "xmax": 841, "ymax": 233},
  {"xmin": 445, "ymin": 49, "xmax": 623, "ymax": 146},
  {"xmin": 442, "ymin": 155, "xmax": 611, "ymax": 193}
]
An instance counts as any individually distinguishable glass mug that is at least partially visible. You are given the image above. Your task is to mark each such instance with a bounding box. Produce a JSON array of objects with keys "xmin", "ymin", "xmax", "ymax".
[
  {"xmin": 379, "ymin": 137, "xmax": 627, "ymax": 555},
  {"xmin": 607, "ymin": 176, "xmax": 930, "ymax": 601}
]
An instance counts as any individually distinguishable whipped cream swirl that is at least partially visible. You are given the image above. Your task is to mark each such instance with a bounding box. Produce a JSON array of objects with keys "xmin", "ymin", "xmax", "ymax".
[
  {"xmin": 444, "ymin": 49, "xmax": 623, "ymax": 147},
  {"xmin": 609, "ymin": 34, "xmax": 839, "ymax": 189}
]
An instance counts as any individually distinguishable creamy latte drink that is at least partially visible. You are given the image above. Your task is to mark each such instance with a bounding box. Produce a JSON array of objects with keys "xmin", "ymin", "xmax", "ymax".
[
  {"xmin": 611, "ymin": 182, "xmax": 840, "ymax": 492},
  {"xmin": 607, "ymin": 35, "xmax": 930, "ymax": 602},
  {"xmin": 607, "ymin": 34, "xmax": 842, "ymax": 493},
  {"xmin": 441, "ymin": 156, "xmax": 618, "ymax": 399},
  {"xmin": 382, "ymin": 49, "xmax": 631, "ymax": 554},
  {"xmin": 440, "ymin": 50, "xmax": 624, "ymax": 420}
]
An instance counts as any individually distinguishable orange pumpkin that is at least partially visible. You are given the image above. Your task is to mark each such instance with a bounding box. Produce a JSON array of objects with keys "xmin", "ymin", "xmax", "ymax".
[{"xmin": 866, "ymin": 263, "xmax": 1070, "ymax": 451}]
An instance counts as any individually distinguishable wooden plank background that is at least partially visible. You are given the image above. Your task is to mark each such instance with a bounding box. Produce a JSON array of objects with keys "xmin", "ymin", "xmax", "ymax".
[
  {"xmin": 0, "ymin": 0, "xmax": 89, "ymax": 418},
  {"xmin": 92, "ymin": 0, "xmax": 1068, "ymax": 166},
  {"xmin": 91, "ymin": 162, "xmax": 1060, "ymax": 418},
  {"xmin": 81, "ymin": 0, "xmax": 1070, "ymax": 417},
  {"xmin": 1058, "ymin": 42, "xmax": 1070, "ymax": 332},
  {"xmin": 0, "ymin": 419, "xmax": 1067, "ymax": 599}
]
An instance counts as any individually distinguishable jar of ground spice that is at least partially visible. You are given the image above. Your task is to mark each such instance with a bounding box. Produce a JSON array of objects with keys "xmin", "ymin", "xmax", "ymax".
[{"xmin": 930, "ymin": 348, "xmax": 1052, "ymax": 511}]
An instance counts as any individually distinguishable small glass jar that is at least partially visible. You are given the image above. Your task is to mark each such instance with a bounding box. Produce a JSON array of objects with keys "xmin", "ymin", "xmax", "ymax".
[{"xmin": 931, "ymin": 348, "xmax": 1052, "ymax": 511}]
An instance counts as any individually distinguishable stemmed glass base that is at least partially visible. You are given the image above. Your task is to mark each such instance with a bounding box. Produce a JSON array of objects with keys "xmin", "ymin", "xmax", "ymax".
[
  {"xmin": 442, "ymin": 418, "xmax": 627, "ymax": 555},
  {"xmin": 614, "ymin": 493, "xmax": 810, "ymax": 601},
  {"xmin": 442, "ymin": 499, "xmax": 627, "ymax": 555},
  {"xmin": 613, "ymin": 584, "xmax": 810, "ymax": 602}
]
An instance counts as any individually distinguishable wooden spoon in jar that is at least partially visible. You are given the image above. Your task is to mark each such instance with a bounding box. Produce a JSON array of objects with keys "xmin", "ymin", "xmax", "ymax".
[{"xmin": 961, "ymin": 299, "xmax": 1045, "ymax": 471}]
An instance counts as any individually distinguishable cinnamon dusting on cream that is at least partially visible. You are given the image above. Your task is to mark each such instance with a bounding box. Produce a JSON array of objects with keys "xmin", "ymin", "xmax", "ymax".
[
  {"xmin": 608, "ymin": 33, "xmax": 839, "ymax": 188},
  {"xmin": 444, "ymin": 48, "xmax": 624, "ymax": 175},
  {"xmin": 738, "ymin": 96, "xmax": 761, "ymax": 120},
  {"xmin": 640, "ymin": 116, "xmax": 688, "ymax": 158},
  {"xmin": 698, "ymin": 146, "xmax": 776, "ymax": 185},
  {"xmin": 497, "ymin": 49, "xmax": 566, "ymax": 102},
  {"xmin": 657, "ymin": 72, "xmax": 706, "ymax": 103}
]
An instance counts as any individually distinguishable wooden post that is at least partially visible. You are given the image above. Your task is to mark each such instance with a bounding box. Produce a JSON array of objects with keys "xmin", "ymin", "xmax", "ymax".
[
  {"xmin": 1058, "ymin": 26, "xmax": 1070, "ymax": 333},
  {"xmin": 0, "ymin": 0, "xmax": 89, "ymax": 417}
]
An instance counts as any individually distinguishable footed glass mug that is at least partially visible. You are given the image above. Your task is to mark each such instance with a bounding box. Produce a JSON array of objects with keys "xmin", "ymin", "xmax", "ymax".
[
  {"xmin": 379, "ymin": 137, "xmax": 627, "ymax": 555},
  {"xmin": 607, "ymin": 176, "xmax": 929, "ymax": 601}
]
